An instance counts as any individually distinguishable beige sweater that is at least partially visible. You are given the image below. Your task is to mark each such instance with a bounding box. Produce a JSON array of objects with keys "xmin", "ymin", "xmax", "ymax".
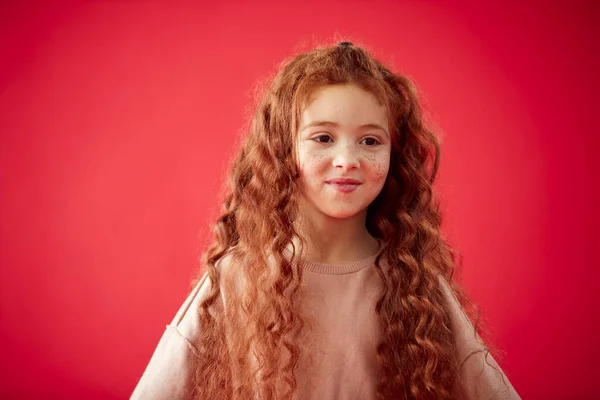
[{"xmin": 131, "ymin": 249, "xmax": 520, "ymax": 400}]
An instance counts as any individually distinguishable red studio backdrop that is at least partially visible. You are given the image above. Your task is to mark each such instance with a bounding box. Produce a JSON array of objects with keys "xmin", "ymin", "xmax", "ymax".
[{"xmin": 0, "ymin": 1, "xmax": 597, "ymax": 399}]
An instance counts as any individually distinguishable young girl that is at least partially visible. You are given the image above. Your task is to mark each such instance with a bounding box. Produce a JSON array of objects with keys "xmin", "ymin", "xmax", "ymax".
[{"xmin": 131, "ymin": 41, "xmax": 521, "ymax": 400}]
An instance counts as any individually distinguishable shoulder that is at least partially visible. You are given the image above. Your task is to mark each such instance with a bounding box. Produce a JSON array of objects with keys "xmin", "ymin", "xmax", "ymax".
[
  {"xmin": 436, "ymin": 274, "xmax": 488, "ymax": 360},
  {"xmin": 436, "ymin": 274, "xmax": 474, "ymax": 333},
  {"xmin": 130, "ymin": 252, "xmax": 236, "ymax": 399},
  {"xmin": 436, "ymin": 274, "xmax": 459, "ymax": 310},
  {"xmin": 436, "ymin": 278, "xmax": 522, "ymax": 399},
  {"xmin": 170, "ymin": 250, "xmax": 235, "ymax": 343}
]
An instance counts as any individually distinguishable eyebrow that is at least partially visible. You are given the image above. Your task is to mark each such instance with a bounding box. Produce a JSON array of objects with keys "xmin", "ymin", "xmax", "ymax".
[{"xmin": 299, "ymin": 120, "xmax": 390, "ymax": 138}]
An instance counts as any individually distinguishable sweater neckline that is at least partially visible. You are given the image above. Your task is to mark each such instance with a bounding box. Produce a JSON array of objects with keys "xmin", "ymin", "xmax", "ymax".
[{"xmin": 283, "ymin": 239, "xmax": 384, "ymax": 275}]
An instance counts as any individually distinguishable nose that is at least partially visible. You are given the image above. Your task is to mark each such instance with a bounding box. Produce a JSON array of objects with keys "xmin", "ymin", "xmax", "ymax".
[{"xmin": 332, "ymin": 144, "xmax": 360, "ymax": 171}]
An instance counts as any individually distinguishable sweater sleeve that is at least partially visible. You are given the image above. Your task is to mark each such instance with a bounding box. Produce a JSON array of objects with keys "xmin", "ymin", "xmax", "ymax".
[
  {"xmin": 130, "ymin": 273, "xmax": 211, "ymax": 400},
  {"xmin": 438, "ymin": 276, "xmax": 522, "ymax": 400}
]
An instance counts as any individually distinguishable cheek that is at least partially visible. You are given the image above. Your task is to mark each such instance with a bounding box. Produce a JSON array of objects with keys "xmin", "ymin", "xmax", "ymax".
[
  {"xmin": 298, "ymin": 149, "xmax": 329, "ymax": 180},
  {"xmin": 364, "ymin": 152, "xmax": 390, "ymax": 182},
  {"xmin": 297, "ymin": 149, "xmax": 330, "ymax": 194},
  {"xmin": 372, "ymin": 159, "xmax": 390, "ymax": 181}
]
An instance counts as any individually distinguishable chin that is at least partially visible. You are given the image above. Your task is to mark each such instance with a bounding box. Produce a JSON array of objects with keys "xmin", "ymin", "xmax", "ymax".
[{"xmin": 321, "ymin": 207, "xmax": 364, "ymax": 220}]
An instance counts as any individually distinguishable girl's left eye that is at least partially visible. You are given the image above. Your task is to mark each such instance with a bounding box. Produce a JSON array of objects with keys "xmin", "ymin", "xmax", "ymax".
[{"xmin": 361, "ymin": 137, "xmax": 380, "ymax": 146}]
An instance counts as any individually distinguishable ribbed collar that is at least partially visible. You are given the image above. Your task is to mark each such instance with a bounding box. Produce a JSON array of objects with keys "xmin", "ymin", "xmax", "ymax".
[
  {"xmin": 300, "ymin": 253, "xmax": 379, "ymax": 274},
  {"xmin": 283, "ymin": 240, "xmax": 385, "ymax": 275}
]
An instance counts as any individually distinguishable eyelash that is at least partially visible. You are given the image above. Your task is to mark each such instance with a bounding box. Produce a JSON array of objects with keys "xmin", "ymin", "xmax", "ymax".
[{"xmin": 312, "ymin": 134, "xmax": 381, "ymax": 146}]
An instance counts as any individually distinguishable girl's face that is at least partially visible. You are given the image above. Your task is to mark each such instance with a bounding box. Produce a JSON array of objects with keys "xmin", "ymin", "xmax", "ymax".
[{"xmin": 295, "ymin": 84, "xmax": 391, "ymax": 221}]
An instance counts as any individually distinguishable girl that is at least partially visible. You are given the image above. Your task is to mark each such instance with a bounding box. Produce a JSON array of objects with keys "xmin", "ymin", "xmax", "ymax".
[{"xmin": 131, "ymin": 41, "xmax": 521, "ymax": 400}]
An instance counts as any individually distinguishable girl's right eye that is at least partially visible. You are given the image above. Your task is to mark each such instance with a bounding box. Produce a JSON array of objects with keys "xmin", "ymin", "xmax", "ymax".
[{"xmin": 314, "ymin": 134, "xmax": 333, "ymax": 144}]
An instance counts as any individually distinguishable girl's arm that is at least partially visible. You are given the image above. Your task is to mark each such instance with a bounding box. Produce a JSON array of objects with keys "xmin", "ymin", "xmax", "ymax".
[
  {"xmin": 438, "ymin": 276, "xmax": 522, "ymax": 400},
  {"xmin": 130, "ymin": 274, "xmax": 210, "ymax": 400}
]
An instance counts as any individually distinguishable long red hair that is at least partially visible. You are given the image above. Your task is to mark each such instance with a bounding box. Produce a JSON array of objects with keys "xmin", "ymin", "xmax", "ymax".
[{"xmin": 190, "ymin": 41, "xmax": 500, "ymax": 399}]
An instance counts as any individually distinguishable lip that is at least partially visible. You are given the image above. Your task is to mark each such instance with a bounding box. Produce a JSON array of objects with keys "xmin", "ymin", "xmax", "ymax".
[
  {"xmin": 326, "ymin": 178, "xmax": 362, "ymax": 194},
  {"xmin": 325, "ymin": 178, "xmax": 362, "ymax": 185}
]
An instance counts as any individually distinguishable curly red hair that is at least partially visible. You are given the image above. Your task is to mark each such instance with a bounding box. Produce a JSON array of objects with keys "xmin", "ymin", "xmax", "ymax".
[{"xmin": 190, "ymin": 40, "xmax": 501, "ymax": 399}]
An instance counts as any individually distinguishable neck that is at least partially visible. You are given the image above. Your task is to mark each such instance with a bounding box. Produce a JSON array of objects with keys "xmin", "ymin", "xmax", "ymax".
[{"xmin": 292, "ymin": 208, "xmax": 379, "ymax": 265}]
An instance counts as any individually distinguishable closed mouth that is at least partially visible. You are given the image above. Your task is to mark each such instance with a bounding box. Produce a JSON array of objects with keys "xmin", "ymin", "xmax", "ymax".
[{"xmin": 326, "ymin": 179, "xmax": 362, "ymax": 185}]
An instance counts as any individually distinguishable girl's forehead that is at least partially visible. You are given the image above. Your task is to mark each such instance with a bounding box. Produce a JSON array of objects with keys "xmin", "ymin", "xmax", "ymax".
[
  {"xmin": 298, "ymin": 84, "xmax": 389, "ymax": 128},
  {"xmin": 302, "ymin": 83, "xmax": 384, "ymax": 107}
]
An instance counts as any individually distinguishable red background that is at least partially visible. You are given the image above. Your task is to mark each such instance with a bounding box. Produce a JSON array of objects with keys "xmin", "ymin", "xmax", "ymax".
[{"xmin": 0, "ymin": 1, "xmax": 597, "ymax": 399}]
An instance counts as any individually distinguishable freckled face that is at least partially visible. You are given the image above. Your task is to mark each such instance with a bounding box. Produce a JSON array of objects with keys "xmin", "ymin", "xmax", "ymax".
[{"xmin": 295, "ymin": 84, "xmax": 391, "ymax": 220}]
